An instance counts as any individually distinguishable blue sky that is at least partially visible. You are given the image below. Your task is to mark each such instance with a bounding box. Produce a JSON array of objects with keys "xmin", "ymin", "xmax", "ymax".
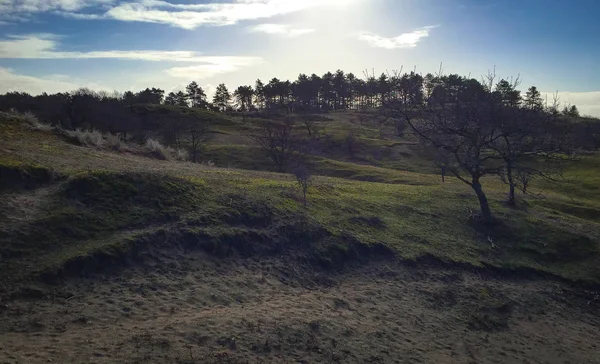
[{"xmin": 0, "ymin": 0, "xmax": 598, "ymax": 116}]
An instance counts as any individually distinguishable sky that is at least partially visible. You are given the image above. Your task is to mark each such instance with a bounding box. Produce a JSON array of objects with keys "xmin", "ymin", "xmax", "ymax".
[{"xmin": 0, "ymin": 0, "xmax": 599, "ymax": 117}]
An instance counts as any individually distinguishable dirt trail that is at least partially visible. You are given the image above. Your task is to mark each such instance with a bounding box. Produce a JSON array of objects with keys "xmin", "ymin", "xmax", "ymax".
[{"xmin": 0, "ymin": 252, "xmax": 599, "ymax": 364}]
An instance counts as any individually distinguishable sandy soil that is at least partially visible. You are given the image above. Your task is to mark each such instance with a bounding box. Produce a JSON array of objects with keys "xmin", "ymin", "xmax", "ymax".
[{"xmin": 0, "ymin": 250, "xmax": 599, "ymax": 364}]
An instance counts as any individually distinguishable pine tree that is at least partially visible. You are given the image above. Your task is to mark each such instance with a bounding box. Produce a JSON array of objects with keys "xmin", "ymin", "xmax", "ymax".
[
  {"xmin": 212, "ymin": 83, "xmax": 231, "ymax": 112},
  {"xmin": 186, "ymin": 81, "xmax": 207, "ymax": 108},
  {"xmin": 523, "ymin": 86, "xmax": 543, "ymax": 110}
]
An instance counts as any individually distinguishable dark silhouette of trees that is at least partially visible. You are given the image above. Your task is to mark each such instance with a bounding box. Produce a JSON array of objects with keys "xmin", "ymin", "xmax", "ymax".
[
  {"xmin": 233, "ymin": 85, "xmax": 254, "ymax": 111},
  {"xmin": 186, "ymin": 81, "xmax": 207, "ymax": 109},
  {"xmin": 164, "ymin": 92, "xmax": 177, "ymax": 106},
  {"xmin": 0, "ymin": 68, "xmax": 591, "ymax": 192},
  {"xmin": 523, "ymin": 86, "xmax": 543, "ymax": 110},
  {"xmin": 213, "ymin": 83, "xmax": 231, "ymax": 112},
  {"xmin": 134, "ymin": 88, "xmax": 164, "ymax": 104},
  {"xmin": 254, "ymin": 79, "xmax": 266, "ymax": 110},
  {"xmin": 563, "ymin": 105, "xmax": 580, "ymax": 117},
  {"xmin": 1, "ymin": 68, "xmax": 592, "ymax": 122},
  {"xmin": 165, "ymin": 91, "xmax": 188, "ymax": 107},
  {"xmin": 494, "ymin": 78, "xmax": 522, "ymax": 106},
  {"xmin": 384, "ymin": 71, "xmax": 579, "ymax": 220}
]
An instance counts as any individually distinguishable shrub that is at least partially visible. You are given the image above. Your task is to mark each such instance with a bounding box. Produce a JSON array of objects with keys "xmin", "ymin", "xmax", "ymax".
[
  {"xmin": 69, "ymin": 129, "xmax": 104, "ymax": 147},
  {"xmin": 104, "ymin": 133, "xmax": 122, "ymax": 151},
  {"xmin": 144, "ymin": 138, "xmax": 169, "ymax": 160},
  {"xmin": 174, "ymin": 148, "xmax": 189, "ymax": 161},
  {"xmin": 8, "ymin": 110, "xmax": 53, "ymax": 132}
]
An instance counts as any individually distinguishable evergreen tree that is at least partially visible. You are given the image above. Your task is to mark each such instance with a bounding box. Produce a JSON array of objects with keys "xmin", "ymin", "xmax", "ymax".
[
  {"xmin": 523, "ymin": 86, "xmax": 544, "ymax": 110},
  {"xmin": 212, "ymin": 83, "xmax": 231, "ymax": 112},
  {"xmin": 186, "ymin": 81, "xmax": 207, "ymax": 108}
]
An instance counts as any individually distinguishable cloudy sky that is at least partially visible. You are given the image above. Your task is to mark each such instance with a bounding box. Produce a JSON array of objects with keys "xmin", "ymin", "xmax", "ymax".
[{"xmin": 0, "ymin": 0, "xmax": 599, "ymax": 116}]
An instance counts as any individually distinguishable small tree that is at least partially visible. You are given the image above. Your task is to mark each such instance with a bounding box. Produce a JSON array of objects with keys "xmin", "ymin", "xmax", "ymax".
[
  {"xmin": 292, "ymin": 164, "xmax": 312, "ymax": 207},
  {"xmin": 183, "ymin": 117, "xmax": 211, "ymax": 163},
  {"xmin": 248, "ymin": 119, "xmax": 308, "ymax": 173},
  {"xmin": 562, "ymin": 105, "xmax": 580, "ymax": 118}
]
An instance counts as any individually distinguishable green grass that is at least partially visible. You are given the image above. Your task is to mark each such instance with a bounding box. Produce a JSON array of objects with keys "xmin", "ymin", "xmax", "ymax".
[
  {"xmin": 1, "ymin": 110, "xmax": 600, "ymax": 290},
  {"xmin": 0, "ymin": 157, "xmax": 56, "ymax": 190}
]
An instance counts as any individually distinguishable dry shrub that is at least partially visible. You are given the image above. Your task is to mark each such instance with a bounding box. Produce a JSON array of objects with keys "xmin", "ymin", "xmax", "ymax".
[
  {"xmin": 143, "ymin": 138, "xmax": 188, "ymax": 161},
  {"xmin": 144, "ymin": 138, "xmax": 169, "ymax": 160},
  {"xmin": 105, "ymin": 133, "xmax": 123, "ymax": 151},
  {"xmin": 69, "ymin": 129, "xmax": 104, "ymax": 147},
  {"xmin": 174, "ymin": 148, "xmax": 189, "ymax": 161},
  {"xmin": 9, "ymin": 110, "xmax": 53, "ymax": 131}
]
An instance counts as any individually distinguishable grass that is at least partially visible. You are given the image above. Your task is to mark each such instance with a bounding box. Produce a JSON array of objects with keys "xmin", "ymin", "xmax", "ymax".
[
  {"xmin": 1, "ymin": 110, "xmax": 600, "ymax": 292},
  {"xmin": 0, "ymin": 156, "xmax": 56, "ymax": 190}
]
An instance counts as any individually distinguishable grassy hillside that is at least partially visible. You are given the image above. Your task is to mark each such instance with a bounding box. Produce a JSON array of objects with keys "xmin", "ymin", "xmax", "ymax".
[{"xmin": 1, "ymin": 109, "xmax": 600, "ymax": 294}]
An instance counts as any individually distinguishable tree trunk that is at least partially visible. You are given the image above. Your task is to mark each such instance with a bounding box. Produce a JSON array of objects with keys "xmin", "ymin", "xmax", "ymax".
[
  {"xmin": 506, "ymin": 161, "xmax": 516, "ymax": 206},
  {"xmin": 471, "ymin": 180, "xmax": 493, "ymax": 223},
  {"xmin": 302, "ymin": 188, "xmax": 307, "ymax": 207}
]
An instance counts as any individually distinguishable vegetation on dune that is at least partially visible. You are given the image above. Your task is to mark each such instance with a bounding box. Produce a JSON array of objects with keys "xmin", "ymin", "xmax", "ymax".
[
  {"xmin": 1, "ymin": 157, "xmax": 599, "ymax": 290},
  {"xmin": 1, "ymin": 69, "xmax": 600, "ymax": 292}
]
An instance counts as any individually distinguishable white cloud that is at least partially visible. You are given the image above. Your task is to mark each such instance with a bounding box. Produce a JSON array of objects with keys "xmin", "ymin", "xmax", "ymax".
[
  {"xmin": 61, "ymin": 0, "xmax": 352, "ymax": 29},
  {"xmin": 0, "ymin": 66, "xmax": 92, "ymax": 94},
  {"xmin": 541, "ymin": 91, "xmax": 600, "ymax": 118},
  {"xmin": 0, "ymin": 0, "xmax": 113, "ymax": 14},
  {"xmin": 1, "ymin": 0, "xmax": 357, "ymax": 28},
  {"xmin": 166, "ymin": 57, "xmax": 263, "ymax": 79},
  {"xmin": 0, "ymin": 34, "xmax": 262, "ymax": 65},
  {"xmin": 358, "ymin": 26, "xmax": 438, "ymax": 49},
  {"xmin": 168, "ymin": 64, "xmax": 246, "ymax": 79},
  {"xmin": 0, "ymin": 34, "xmax": 263, "ymax": 89},
  {"xmin": 250, "ymin": 23, "xmax": 315, "ymax": 37}
]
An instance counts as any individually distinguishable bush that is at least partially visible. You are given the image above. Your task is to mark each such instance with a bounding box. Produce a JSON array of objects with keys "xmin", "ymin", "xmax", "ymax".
[
  {"xmin": 143, "ymin": 138, "xmax": 188, "ymax": 161},
  {"xmin": 144, "ymin": 138, "xmax": 169, "ymax": 160},
  {"xmin": 105, "ymin": 133, "xmax": 122, "ymax": 151},
  {"xmin": 7, "ymin": 110, "xmax": 53, "ymax": 132},
  {"xmin": 68, "ymin": 129, "xmax": 104, "ymax": 147},
  {"xmin": 174, "ymin": 148, "xmax": 189, "ymax": 161}
]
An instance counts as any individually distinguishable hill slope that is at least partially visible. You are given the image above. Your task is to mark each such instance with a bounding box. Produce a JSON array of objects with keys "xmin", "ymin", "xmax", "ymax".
[{"xmin": 1, "ymin": 111, "xmax": 599, "ymax": 363}]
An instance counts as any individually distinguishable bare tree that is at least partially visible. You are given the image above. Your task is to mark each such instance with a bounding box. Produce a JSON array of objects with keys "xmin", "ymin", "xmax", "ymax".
[
  {"xmin": 187, "ymin": 118, "xmax": 211, "ymax": 163},
  {"xmin": 385, "ymin": 74, "xmax": 504, "ymax": 223},
  {"xmin": 293, "ymin": 164, "xmax": 312, "ymax": 207},
  {"xmin": 490, "ymin": 106, "xmax": 576, "ymax": 205},
  {"xmin": 302, "ymin": 118, "xmax": 319, "ymax": 137},
  {"xmin": 385, "ymin": 71, "xmax": 578, "ymax": 219},
  {"xmin": 248, "ymin": 119, "xmax": 309, "ymax": 173}
]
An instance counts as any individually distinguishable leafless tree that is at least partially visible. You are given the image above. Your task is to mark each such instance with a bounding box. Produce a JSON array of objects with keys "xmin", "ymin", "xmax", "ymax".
[
  {"xmin": 385, "ymin": 71, "xmax": 578, "ymax": 219},
  {"xmin": 293, "ymin": 164, "xmax": 312, "ymax": 207},
  {"xmin": 248, "ymin": 119, "xmax": 309, "ymax": 173},
  {"xmin": 385, "ymin": 74, "xmax": 505, "ymax": 223},
  {"xmin": 186, "ymin": 117, "xmax": 211, "ymax": 163}
]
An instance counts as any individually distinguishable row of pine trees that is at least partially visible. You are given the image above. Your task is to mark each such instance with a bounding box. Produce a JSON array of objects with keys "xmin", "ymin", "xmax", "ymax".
[{"xmin": 159, "ymin": 70, "xmax": 578, "ymax": 117}]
